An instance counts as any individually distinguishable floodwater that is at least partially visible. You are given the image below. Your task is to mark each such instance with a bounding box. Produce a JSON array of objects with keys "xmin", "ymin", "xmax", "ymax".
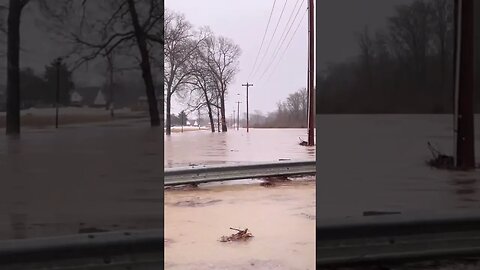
[
  {"xmin": 317, "ymin": 114, "xmax": 480, "ymax": 222},
  {"xmin": 165, "ymin": 181, "xmax": 316, "ymax": 270},
  {"xmin": 164, "ymin": 128, "xmax": 316, "ymax": 168},
  {"xmin": 164, "ymin": 128, "xmax": 316, "ymax": 270},
  {"xmin": 0, "ymin": 119, "xmax": 163, "ymax": 240}
]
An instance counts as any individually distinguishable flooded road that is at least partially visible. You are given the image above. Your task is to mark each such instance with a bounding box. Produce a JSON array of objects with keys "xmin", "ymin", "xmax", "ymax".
[
  {"xmin": 164, "ymin": 180, "xmax": 316, "ymax": 270},
  {"xmin": 164, "ymin": 128, "xmax": 316, "ymax": 269},
  {"xmin": 164, "ymin": 128, "xmax": 315, "ymax": 167},
  {"xmin": 317, "ymin": 114, "xmax": 480, "ymax": 221},
  {"xmin": 0, "ymin": 120, "xmax": 163, "ymax": 240}
]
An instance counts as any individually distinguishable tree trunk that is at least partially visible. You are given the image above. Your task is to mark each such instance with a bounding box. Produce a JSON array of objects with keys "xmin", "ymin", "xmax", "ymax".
[
  {"xmin": 127, "ymin": 0, "xmax": 160, "ymax": 127},
  {"xmin": 207, "ymin": 105, "xmax": 215, "ymax": 132},
  {"xmin": 6, "ymin": 0, "xmax": 22, "ymax": 135},
  {"xmin": 166, "ymin": 94, "xmax": 171, "ymax": 135},
  {"xmin": 216, "ymin": 96, "xmax": 220, "ymax": 132},
  {"xmin": 201, "ymin": 88, "xmax": 215, "ymax": 132},
  {"xmin": 220, "ymin": 93, "xmax": 227, "ymax": 132}
]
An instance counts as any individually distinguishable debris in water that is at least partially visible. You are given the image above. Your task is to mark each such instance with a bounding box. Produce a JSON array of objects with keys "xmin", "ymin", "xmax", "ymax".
[
  {"xmin": 427, "ymin": 142, "xmax": 454, "ymax": 169},
  {"xmin": 298, "ymin": 137, "xmax": 308, "ymax": 146},
  {"xmin": 261, "ymin": 175, "xmax": 290, "ymax": 187},
  {"xmin": 219, "ymin": 227, "xmax": 254, "ymax": 242}
]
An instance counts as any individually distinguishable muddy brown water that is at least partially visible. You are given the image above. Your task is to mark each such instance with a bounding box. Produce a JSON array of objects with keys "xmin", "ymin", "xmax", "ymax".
[
  {"xmin": 164, "ymin": 180, "xmax": 316, "ymax": 270},
  {"xmin": 164, "ymin": 128, "xmax": 316, "ymax": 269},
  {"xmin": 164, "ymin": 128, "xmax": 316, "ymax": 168}
]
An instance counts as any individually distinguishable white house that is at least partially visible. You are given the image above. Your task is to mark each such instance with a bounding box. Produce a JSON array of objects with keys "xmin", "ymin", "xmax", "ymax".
[{"xmin": 70, "ymin": 91, "xmax": 83, "ymax": 106}]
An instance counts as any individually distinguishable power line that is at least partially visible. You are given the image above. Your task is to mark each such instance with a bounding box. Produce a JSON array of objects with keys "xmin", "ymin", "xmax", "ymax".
[
  {"xmin": 252, "ymin": 0, "xmax": 288, "ymax": 78},
  {"xmin": 258, "ymin": 0, "xmax": 306, "ymax": 81},
  {"xmin": 265, "ymin": 0, "xmax": 302, "ymax": 71},
  {"xmin": 249, "ymin": 0, "xmax": 277, "ymax": 79},
  {"xmin": 258, "ymin": 1, "xmax": 306, "ymax": 82},
  {"xmin": 265, "ymin": 8, "xmax": 308, "ymax": 82}
]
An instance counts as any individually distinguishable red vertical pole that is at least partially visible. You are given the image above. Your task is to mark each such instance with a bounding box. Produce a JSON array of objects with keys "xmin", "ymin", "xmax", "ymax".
[{"xmin": 307, "ymin": 0, "xmax": 315, "ymax": 146}]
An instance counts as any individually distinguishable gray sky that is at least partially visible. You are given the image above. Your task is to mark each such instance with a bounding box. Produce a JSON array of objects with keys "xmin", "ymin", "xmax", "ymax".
[
  {"xmin": 166, "ymin": 0, "xmax": 312, "ymax": 116},
  {"xmin": 166, "ymin": 0, "xmax": 413, "ymax": 116},
  {"xmin": 317, "ymin": 0, "xmax": 414, "ymax": 67},
  {"xmin": 1, "ymin": 0, "xmax": 415, "ymax": 115}
]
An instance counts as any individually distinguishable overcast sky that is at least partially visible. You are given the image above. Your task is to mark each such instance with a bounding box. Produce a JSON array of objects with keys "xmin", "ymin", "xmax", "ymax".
[
  {"xmin": 2, "ymin": 0, "xmax": 415, "ymax": 115},
  {"xmin": 166, "ymin": 0, "xmax": 413, "ymax": 116},
  {"xmin": 317, "ymin": 0, "xmax": 414, "ymax": 67},
  {"xmin": 166, "ymin": 0, "xmax": 312, "ymax": 116}
]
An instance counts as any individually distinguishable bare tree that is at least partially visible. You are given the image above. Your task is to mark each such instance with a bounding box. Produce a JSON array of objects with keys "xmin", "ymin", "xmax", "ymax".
[
  {"xmin": 184, "ymin": 51, "xmax": 217, "ymax": 132},
  {"xmin": 163, "ymin": 10, "xmax": 201, "ymax": 135},
  {"xmin": 356, "ymin": 26, "xmax": 375, "ymax": 92},
  {"xmin": 388, "ymin": 0, "xmax": 432, "ymax": 88},
  {"xmin": 202, "ymin": 35, "xmax": 241, "ymax": 132},
  {"xmin": 429, "ymin": 0, "xmax": 454, "ymax": 106},
  {"xmin": 39, "ymin": 0, "xmax": 164, "ymax": 127}
]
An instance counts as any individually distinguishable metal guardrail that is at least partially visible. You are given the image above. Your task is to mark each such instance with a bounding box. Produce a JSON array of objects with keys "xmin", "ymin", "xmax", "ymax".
[
  {"xmin": 164, "ymin": 160, "xmax": 316, "ymax": 186},
  {"xmin": 0, "ymin": 229, "xmax": 163, "ymax": 269},
  {"xmin": 317, "ymin": 213, "xmax": 480, "ymax": 266}
]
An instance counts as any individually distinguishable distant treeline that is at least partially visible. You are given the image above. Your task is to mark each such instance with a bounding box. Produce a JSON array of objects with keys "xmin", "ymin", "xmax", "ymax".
[
  {"xmin": 317, "ymin": 0, "xmax": 480, "ymax": 114},
  {"xmin": 248, "ymin": 88, "xmax": 309, "ymax": 128}
]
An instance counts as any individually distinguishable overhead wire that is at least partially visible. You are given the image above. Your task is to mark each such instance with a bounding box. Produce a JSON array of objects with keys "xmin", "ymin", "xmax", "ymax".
[
  {"xmin": 264, "ymin": 0, "xmax": 302, "ymax": 71},
  {"xmin": 265, "ymin": 7, "xmax": 308, "ymax": 82},
  {"xmin": 257, "ymin": 0, "xmax": 306, "ymax": 82},
  {"xmin": 248, "ymin": 0, "xmax": 277, "ymax": 79},
  {"xmin": 251, "ymin": 0, "xmax": 288, "ymax": 79}
]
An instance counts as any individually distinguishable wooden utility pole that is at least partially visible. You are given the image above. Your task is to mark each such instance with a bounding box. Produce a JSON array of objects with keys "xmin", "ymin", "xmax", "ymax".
[
  {"xmin": 242, "ymin": 82, "xmax": 253, "ymax": 132},
  {"xmin": 307, "ymin": 0, "xmax": 315, "ymax": 146},
  {"xmin": 236, "ymin": 101, "xmax": 242, "ymax": 130},
  {"xmin": 454, "ymin": 0, "xmax": 475, "ymax": 169}
]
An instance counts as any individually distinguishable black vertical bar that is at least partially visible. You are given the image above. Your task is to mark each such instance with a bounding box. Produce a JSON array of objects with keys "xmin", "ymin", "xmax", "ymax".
[{"xmin": 456, "ymin": 0, "xmax": 475, "ymax": 169}]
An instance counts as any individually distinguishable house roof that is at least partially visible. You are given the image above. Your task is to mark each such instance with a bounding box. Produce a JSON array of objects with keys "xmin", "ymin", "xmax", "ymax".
[
  {"xmin": 93, "ymin": 90, "xmax": 106, "ymax": 105},
  {"xmin": 74, "ymin": 87, "xmax": 103, "ymax": 105}
]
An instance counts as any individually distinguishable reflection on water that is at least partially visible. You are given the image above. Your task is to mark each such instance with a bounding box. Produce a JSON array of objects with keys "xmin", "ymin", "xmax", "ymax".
[
  {"xmin": 165, "ymin": 181, "xmax": 316, "ymax": 270},
  {"xmin": 449, "ymin": 175, "xmax": 479, "ymax": 205},
  {"xmin": 164, "ymin": 128, "xmax": 315, "ymax": 167}
]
